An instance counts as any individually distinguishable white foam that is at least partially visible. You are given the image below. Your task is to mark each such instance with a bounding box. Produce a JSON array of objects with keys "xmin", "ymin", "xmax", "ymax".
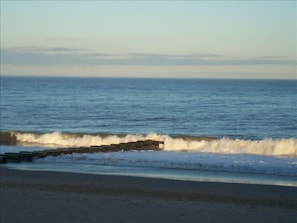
[
  {"xmin": 14, "ymin": 132, "xmax": 297, "ymax": 157},
  {"xmin": 163, "ymin": 137, "xmax": 297, "ymax": 156},
  {"xmin": 15, "ymin": 132, "xmax": 142, "ymax": 147}
]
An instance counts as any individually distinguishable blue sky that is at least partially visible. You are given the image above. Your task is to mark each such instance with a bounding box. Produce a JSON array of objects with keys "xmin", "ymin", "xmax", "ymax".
[{"xmin": 1, "ymin": 1, "xmax": 296, "ymax": 79}]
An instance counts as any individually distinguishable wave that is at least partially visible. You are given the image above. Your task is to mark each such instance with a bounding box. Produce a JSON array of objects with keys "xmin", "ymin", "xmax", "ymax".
[{"xmin": 1, "ymin": 131, "xmax": 296, "ymax": 157}]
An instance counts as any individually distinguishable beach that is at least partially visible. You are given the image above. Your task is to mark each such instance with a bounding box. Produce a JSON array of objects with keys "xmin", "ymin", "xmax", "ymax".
[
  {"xmin": 2, "ymin": 1, "xmax": 297, "ymax": 222},
  {"xmin": 1, "ymin": 167, "xmax": 296, "ymax": 223}
]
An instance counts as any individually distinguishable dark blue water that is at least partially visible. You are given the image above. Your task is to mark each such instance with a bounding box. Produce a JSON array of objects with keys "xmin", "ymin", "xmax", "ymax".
[{"xmin": 1, "ymin": 76, "xmax": 296, "ymax": 139}]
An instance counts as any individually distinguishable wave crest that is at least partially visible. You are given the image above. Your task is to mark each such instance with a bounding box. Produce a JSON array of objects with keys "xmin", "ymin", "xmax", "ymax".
[
  {"xmin": 164, "ymin": 137, "xmax": 297, "ymax": 156},
  {"xmin": 2, "ymin": 131, "xmax": 297, "ymax": 157}
]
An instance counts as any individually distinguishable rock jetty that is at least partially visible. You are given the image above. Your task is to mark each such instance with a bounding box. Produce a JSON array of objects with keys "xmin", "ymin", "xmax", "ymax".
[{"xmin": 0, "ymin": 140, "xmax": 164, "ymax": 164}]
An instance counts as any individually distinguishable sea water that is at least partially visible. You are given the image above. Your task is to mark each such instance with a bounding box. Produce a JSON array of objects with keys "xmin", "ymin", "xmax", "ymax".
[{"xmin": 0, "ymin": 76, "xmax": 296, "ymax": 186}]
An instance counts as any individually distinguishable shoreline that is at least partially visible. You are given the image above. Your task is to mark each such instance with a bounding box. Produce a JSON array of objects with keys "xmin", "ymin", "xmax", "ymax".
[{"xmin": 1, "ymin": 167, "xmax": 297, "ymax": 223}]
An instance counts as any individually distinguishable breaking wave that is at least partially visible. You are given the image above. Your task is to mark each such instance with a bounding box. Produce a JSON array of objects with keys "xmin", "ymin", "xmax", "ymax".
[{"xmin": 1, "ymin": 131, "xmax": 296, "ymax": 157}]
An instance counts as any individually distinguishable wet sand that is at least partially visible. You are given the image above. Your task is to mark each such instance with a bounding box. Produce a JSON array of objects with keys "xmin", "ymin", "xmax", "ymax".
[{"xmin": 1, "ymin": 167, "xmax": 296, "ymax": 223}]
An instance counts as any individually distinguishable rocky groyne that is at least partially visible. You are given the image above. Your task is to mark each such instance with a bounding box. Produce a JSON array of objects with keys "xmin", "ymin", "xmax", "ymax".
[{"xmin": 0, "ymin": 140, "xmax": 164, "ymax": 164}]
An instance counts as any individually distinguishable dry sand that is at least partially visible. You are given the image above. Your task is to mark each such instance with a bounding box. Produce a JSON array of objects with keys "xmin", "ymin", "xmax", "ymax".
[{"xmin": 1, "ymin": 167, "xmax": 296, "ymax": 223}]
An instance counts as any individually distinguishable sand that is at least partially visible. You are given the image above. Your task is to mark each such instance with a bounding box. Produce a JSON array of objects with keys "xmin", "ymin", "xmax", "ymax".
[{"xmin": 1, "ymin": 167, "xmax": 296, "ymax": 223}]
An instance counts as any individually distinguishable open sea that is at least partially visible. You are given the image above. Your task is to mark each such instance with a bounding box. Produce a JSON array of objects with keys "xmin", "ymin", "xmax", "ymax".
[{"xmin": 0, "ymin": 76, "xmax": 296, "ymax": 186}]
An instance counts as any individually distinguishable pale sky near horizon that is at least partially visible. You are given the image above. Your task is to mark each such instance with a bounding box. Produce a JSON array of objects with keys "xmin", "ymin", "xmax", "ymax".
[{"xmin": 1, "ymin": 1, "xmax": 296, "ymax": 79}]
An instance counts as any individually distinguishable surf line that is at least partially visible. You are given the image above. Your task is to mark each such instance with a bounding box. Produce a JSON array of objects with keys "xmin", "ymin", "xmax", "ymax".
[{"xmin": 0, "ymin": 140, "xmax": 164, "ymax": 164}]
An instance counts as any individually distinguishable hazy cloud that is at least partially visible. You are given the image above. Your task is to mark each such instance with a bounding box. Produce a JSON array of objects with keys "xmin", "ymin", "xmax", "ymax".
[
  {"xmin": 14, "ymin": 46, "xmax": 91, "ymax": 53},
  {"xmin": 1, "ymin": 47, "xmax": 296, "ymax": 66},
  {"xmin": 129, "ymin": 53, "xmax": 223, "ymax": 58}
]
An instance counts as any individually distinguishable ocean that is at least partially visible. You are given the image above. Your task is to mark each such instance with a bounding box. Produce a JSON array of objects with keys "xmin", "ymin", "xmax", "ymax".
[{"xmin": 0, "ymin": 76, "xmax": 296, "ymax": 186}]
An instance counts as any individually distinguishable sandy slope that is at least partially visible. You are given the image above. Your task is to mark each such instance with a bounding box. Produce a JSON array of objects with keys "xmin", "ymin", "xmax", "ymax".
[{"xmin": 1, "ymin": 167, "xmax": 296, "ymax": 223}]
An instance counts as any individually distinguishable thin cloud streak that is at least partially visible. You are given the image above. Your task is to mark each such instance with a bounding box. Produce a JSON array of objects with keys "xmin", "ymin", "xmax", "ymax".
[
  {"xmin": 13, "ymin": 46, "xmax": 92, "ymax": 53},
  {"xmin": 129, "ymin": 52, "xmax": 223, "ymax": 58},
  {"xmin": 1, "ymin": 47, "xmax": 296, "ymax": 66}
]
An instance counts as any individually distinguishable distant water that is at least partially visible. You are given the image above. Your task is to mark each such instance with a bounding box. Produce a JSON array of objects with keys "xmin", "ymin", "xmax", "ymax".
[{"xmin": 1, "ymin": 76, "xmax": 296, "ymax": 186}]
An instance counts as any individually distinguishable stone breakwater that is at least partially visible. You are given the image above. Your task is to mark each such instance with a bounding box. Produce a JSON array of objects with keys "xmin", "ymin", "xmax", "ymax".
[{"xmin": 0, "ymin": 140, "xmax": 164, "ymax": 164}]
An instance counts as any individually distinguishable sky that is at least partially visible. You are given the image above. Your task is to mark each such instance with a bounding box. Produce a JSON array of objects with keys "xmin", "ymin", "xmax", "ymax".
[{"xmin": 1, "ymin": 1, "xmax": 296, "ymax": 79}]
